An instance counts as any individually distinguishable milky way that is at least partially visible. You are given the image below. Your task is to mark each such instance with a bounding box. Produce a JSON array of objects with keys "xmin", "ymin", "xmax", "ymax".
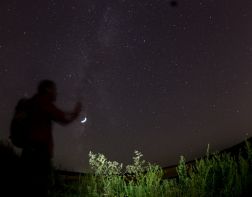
[{"xmin": 1, "ymin": 0, "xmax": 252, "ymax": 172}]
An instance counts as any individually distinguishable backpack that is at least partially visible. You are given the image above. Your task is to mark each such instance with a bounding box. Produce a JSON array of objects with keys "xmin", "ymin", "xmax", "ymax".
[{"xmin": 10, "ymin": 98, "xmax": 33, "ymax": 148}]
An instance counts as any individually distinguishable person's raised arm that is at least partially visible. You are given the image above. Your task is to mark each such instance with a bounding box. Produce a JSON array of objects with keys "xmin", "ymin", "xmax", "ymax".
[{"xmin": 47, "ymin": 102, "xmax": 82, "ymax": 125}]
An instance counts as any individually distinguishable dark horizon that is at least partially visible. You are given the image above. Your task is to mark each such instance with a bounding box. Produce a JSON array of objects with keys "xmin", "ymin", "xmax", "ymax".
[{"xmin": 51, "ymin": 136, "xmax": 252, "ymax": 176}]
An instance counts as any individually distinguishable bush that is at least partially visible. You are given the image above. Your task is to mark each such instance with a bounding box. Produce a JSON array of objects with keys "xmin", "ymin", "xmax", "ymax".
[
  {"xmin": 50, "ymin": 140, "xmax": 252, "ymax": 197},
  {"xmin": 86, "ymin": 142, "xmax": 252, "ymax": 196}
]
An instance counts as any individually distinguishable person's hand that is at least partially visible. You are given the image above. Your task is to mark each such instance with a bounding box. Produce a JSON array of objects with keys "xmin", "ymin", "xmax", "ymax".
[{"xmin": 74, "ymin": 102, "xmax": 82, "ymax": 114}]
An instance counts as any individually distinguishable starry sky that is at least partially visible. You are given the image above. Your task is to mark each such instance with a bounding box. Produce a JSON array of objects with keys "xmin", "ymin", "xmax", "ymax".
[{"xmin": 1, "ymin": 0, "xmax": 252, "ymax": 172}]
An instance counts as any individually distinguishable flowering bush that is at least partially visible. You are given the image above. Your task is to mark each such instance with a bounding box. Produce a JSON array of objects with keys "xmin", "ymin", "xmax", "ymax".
[
  {"xmin": 89, "ymin": 151, "xmax": 123, "ymax": 177},
  {"xmin": 89, "ymin": 150, "xmax": 149, "ymax": 177}
]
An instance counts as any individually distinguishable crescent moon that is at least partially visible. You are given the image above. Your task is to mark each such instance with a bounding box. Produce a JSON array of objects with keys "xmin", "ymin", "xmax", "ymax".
[{"xmin": 81, "ymin": 117, "xmax": 87, "ymax": 124}]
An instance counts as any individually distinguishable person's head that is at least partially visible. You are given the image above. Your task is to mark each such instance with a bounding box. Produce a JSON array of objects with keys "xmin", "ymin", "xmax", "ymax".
[{"xmin": 37, "ymin": 80, "xmax": 57, "ymax": 101}]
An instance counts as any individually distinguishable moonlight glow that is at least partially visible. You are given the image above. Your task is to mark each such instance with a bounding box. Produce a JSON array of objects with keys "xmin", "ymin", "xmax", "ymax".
[{"xmin": 81, "ymin": 117, "xmax": 87, "ymax": 124}]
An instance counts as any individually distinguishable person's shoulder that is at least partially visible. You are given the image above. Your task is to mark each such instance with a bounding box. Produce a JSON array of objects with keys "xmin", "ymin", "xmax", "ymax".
[
  {"xmin": 38, "ymin": 97, "xmax": 57, "ymax": 112},
  {"xmin": 17, "ymin": 97, "xmax": 30, "ymax": 103},
  {"xmin": 15, "ymin": 97, "xmax": 31, "ymax": 109}
]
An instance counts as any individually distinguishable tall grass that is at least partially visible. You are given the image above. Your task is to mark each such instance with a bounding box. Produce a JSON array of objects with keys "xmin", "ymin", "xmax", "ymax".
[
  {"xmin": 51, "ymin": 140, "xmax": 252, "ymax": 197},
  {"xmin": 1, "ymin": 139, "xmax": 251, "ymax": 196}
]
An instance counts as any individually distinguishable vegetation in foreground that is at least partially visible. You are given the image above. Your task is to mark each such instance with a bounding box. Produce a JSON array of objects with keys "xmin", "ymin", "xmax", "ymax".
[
  {"xmin": 51, "ymin": 140, "xmax": 252, "ymax": 197},
  {"xmin": 1, "ymin": 139, "xmax": 252, "ymax": 196}
]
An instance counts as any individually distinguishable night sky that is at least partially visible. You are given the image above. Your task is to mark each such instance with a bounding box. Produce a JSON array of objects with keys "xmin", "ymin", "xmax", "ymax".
[{"xmin": 1, "ymin": 0, "xmax": 252, "ymax": 172}]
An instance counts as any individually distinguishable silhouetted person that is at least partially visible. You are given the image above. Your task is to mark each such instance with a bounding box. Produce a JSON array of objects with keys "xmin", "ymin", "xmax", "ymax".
[{"xmin": 20, "ymin": 80, "xmax": 82, "ymax": 197}]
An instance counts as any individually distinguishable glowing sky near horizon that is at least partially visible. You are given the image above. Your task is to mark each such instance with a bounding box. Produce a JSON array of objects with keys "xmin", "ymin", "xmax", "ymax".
[{"xmin": 1, "ymin": 0, "xmax": 252, "ymax": 172}]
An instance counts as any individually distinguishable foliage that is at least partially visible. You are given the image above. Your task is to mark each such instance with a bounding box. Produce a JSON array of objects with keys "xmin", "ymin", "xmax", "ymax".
[
  {"xmin": 2, "ymin": 136, "xmax": 249, "ymax": 196},
  {"xmin": 1, "ymin": 138, "xmax": 251, "ymax": 196},
  {"xmin": 49, "ymin": 140, "xmax": 252, "ymax": 197}
]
